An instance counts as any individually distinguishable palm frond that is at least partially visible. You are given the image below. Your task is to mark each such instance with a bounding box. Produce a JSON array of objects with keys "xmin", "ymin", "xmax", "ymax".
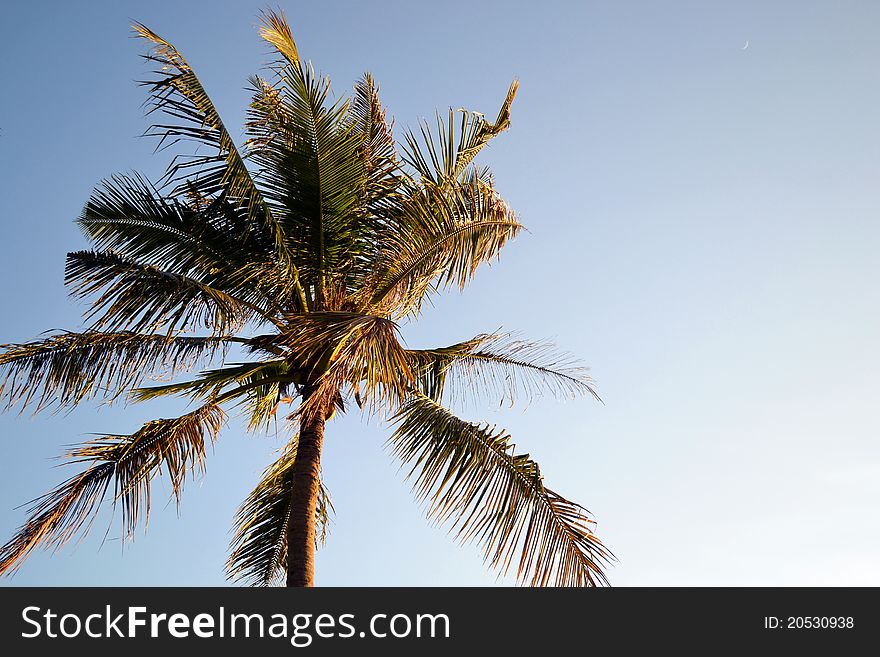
[
  {"xmin": 66, "ymin": 250, "xmax": 251, "ymax": 334},
  {"xmin": 407, "ymin": 332, "xmax": 601, "ymax": 406},
  {"xmin": 255, "ymin": 12, "xmax": 408, "ymax": 302},
  {"xmin": 235, "ymin": 360, "xmax": 296, "ymax": 432},
  {"xmin": 368, "ymin": 179, "xmax": 522, "ymax": 315},
  {"xmin": 246, "ymin": 65, "xmax": 366, "ymax": 302},
  {"xmin": 0, "ymin": 330, "xmax": 229, "ymax": 412},
  {"xmin": 78, "ymin": 174, "xmax": 284, "ymax": 315},
  {"xmin": 0, "ymin": 403, "xmax": 224, "ymax": 575},
  {"xmin": 389, "ymin": 393, "xmax": 612, "ymax": 587},
  {"xmin": 80, "ymin": 174, "xmax": 236, "ymax": 274},
  {"xmin": 133, "ymin": 21, "xmax": 308, "ymax": 311},
  {"xmin": 350, "ymin": 73, "xmax": 400, "ymax": 204},
  {"xmin": 258, "ymin": 9, "xmax": 301, "ymax": 69},
  {"xmin": 227, "ymin": 438, "xmax": 333, "ymax": 586},
  {"xmin": 134, "ymin": 21, "xmax": 262, "ymax": 209},
  {"xmin": 132, "ymin": 359, "xmax": 293, "ymax": 405},
  {"xmin": 402, "ymin": 80, "xmax": 517, "ymax": 185},
  {"xmin": 340, "ymin": 73, "xmax": 406, "ymax": 297}
]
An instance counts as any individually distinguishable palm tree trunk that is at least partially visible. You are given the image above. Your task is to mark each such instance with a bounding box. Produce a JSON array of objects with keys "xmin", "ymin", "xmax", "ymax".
[{"xmin": 286, "ymin": 389, "xmax": 327, "ymax": 587}]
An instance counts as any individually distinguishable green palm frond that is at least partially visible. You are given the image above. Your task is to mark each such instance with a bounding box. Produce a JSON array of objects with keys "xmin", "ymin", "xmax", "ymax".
[
  {"xmin": 66, "ymin": 250, "xmax": 252, "ymax": 334},
  {"xmin": 349, "ymin": 73, "xmax": 400, "ymax": 206},
  {"xmin": 255, "ymin": 11, "xmax": 410, "ymax": 303},
  {"xmin": 0, "ymin": 403, "xmax": 224, "ymax": 575},
  {"xmin": 78, "ymin": 174, "xmax": 283, "ymax": 313},
  {"xmin": 402, "ymin": 80, "xmax": 517, "ymax": 185},
  {"xmin": 80, "ymin": 174, "xmax": 238, "ymax": 274},
  {"xmin": 246, "ymin": 67, "xmax": 366, "ymax": 301},
  {"xmin": 390, "ymin": 393, "xmax": 612, "ymax": 587},
  {"xmin": 133, "ymin": 21, "xmax": 308, "ymax": 312},
  {"xmin": 0, "ymin": 331, "xmax": 230, "ymax": 412},
  {"xmin": 227, "ymin": 438, "xmax": 333, "ymax": 586},
  {"xmin": 369, "ymin": 179, "xmax": 522, "ymax": 315},
  {"xmin": 234, "ymin": 360, "xmax": 296, "ymax": 432},
  {"xmin": 132, "ymin": 359, "xmax": 293, "ymax": 404},
  {"xmin": 407, "ymin": 332, "xmax": 601, "ymax": 405},
  {"xmin": 341, "ymin": 73, "xmax": 406, "ymax": 297}
]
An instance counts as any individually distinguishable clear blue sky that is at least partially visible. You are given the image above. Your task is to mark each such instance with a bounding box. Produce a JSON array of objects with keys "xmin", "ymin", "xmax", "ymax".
[{"xmin": 1, "ymin": 0, "xmax": 879, "ymax": 586}]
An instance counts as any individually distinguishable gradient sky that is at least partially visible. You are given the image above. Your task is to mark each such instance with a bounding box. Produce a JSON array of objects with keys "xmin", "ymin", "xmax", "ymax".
[{"xmin": 1, "ymin": 0, "xmax": 879, "ymax": 586}]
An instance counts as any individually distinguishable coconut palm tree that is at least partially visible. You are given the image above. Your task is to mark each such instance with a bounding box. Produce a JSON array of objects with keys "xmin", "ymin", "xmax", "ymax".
[{"xmin": 0, "ymin": 10, "xmax": 611, "ymax": 587}]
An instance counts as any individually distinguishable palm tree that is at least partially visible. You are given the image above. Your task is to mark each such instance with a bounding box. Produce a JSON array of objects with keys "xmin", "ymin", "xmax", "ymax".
[{"xmin": 0, "ymin": 10, "xmax": 611, "ymax": 587}]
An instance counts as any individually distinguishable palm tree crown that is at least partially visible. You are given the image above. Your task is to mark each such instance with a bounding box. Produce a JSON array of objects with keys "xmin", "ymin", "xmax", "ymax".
[{"xmin": 0, "ymin": 10, "xmax": 611, "ymax": 586}]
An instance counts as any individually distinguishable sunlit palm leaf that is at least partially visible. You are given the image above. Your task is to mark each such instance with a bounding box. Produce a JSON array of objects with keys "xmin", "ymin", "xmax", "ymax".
[
  {"xmin": 66, "ymin": 250, "xmax": 251, "ymax": 334},
  {"xmin": 0, "ymin": 331, "xmax": 229, "ymax": 412},
  {"xmin": 0, "ymin": 403, "xmax": 224, "ymax": 575},
  {"xmin": 390, "ymin": 393, "xmax": 612, "ymax": 586},
  {"xmin": 407, "ymin": 332, "xmax": 601, "ymax": 406},
  {"xmin": 402, "ymin": 81, "xmax": 517, "ymax": 185},
  {"xmin": 369, "ymin": 180, "xmax": 522, "ymax": 315},
  {"xmin": 349, "ymin": 73, "xmax": 400, "ymax": 208},
  {"xmin": 246, "ymin": 67, "xmax": 366, "ymax": 301},
  {"xmin": 258, "ymin": 9, "xmax": 301, "ymax": 70},
  {"xmin": 133, "ymin": 22, "xmax": 308, "ymax": 311},
  {"xmin": 346, "ymin": 73, "xmax": 404, "ymax": 286}
]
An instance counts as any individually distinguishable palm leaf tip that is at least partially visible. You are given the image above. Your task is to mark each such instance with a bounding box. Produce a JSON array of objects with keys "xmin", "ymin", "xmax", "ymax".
[
  {"xmin": 407, "ymin": 332, "xmax": 602, "ymax": 407},
  {"xmin": 258, "ymin": 8, "xmax": 300, "ymax": 67},
  {"xmin": 494, "ymin": 79, "xmax": 518, "ymax": 132},
  {"xmin": 131, "ymin": 21, "xmax": 163, "ymax": 46},
  {"xmin": 0, "ymin": 403, "xmax": 224, "ymax": 576},
  {"xmin": 0, "ymin": 465, "xmax": 114, "ymax": 576},
  {"xmin": 402, "ymin": 79, "xmax": 520, "ymax": 185},
  {"xmin": 389, "ymin": 393, "xmax": 613, "ymax": 586}
]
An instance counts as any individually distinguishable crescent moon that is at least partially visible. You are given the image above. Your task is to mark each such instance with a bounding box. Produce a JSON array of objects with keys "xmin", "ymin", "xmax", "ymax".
[{"xmin": 742, "ymin": 40, "xmax": 750, "ymax": 50}]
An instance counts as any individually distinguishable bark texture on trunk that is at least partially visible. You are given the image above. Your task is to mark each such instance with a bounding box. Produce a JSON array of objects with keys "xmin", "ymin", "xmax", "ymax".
[{"xmin": 286, "ymin": 390, "xmax": 327, "ymax": 587}]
